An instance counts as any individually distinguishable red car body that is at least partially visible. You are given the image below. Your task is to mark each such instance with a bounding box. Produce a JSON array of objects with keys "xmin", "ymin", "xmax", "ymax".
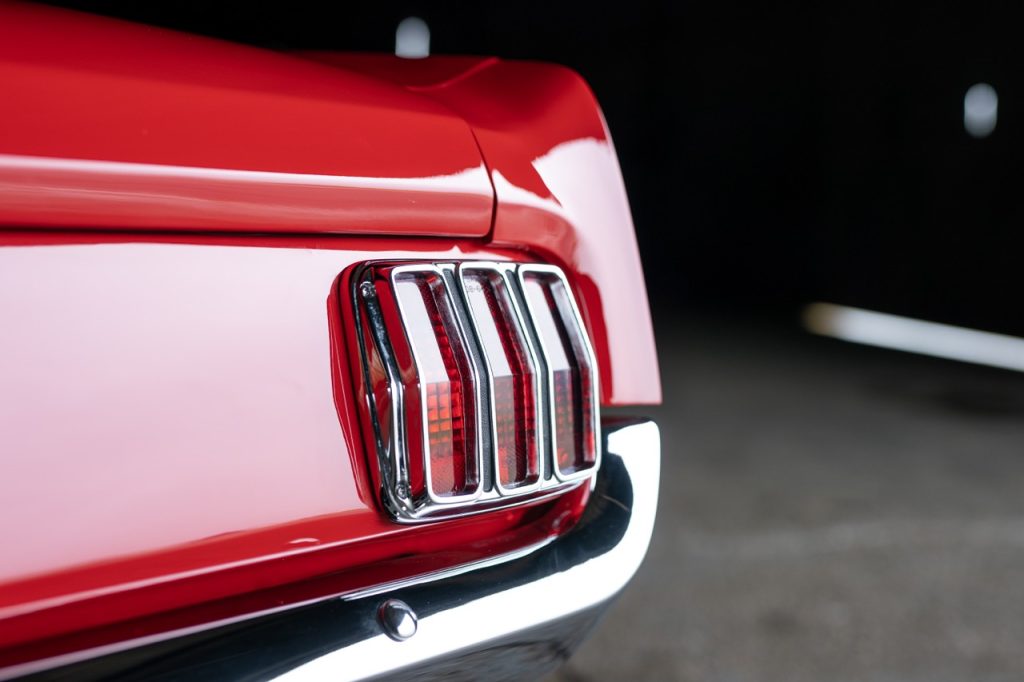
[{"xmin": 0, "ymin": 3, "xmax": 661, "ymax": 679}]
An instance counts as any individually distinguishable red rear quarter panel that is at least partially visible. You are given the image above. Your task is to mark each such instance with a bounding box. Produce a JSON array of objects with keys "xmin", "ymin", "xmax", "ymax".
[
  {"xmin": 0, "ymin": 2, "xmax": 659, "ymax": 672},
  {"xmin": 310, "ymin": 54, "xmax": 661, "ymax": 406}
]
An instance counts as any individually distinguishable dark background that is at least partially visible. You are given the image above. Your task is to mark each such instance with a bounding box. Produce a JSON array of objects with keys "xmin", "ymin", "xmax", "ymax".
[{"xmin": 48, "ymin": 0, "xmax": 1024, "ymax": 334}]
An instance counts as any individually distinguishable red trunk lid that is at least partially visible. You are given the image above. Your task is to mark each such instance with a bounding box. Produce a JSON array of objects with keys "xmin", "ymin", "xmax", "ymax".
[{"xmin": 0, "ymin": 3, "xmax": 495, "ymax": 236}]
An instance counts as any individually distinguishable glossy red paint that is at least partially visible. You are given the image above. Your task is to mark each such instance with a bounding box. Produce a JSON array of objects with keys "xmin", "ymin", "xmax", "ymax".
[
  {"xmin": 302, "ymin": 55, "xmax": 662, "ymax": 405},
  {"xmin": 0, "ymin": 492, "xmax": 587, "ymax": 675},
  {"xmin": 0, "ymin": 4, "xmax": 660, "ymax": 672},
  {"xmin": 0, "ymin": 232, "xmax": 590, "ymax": 671},
  {"xmin": 0, "ymin": 3, "xmax": 493, "ymax": 235},
  {"xmin": 0, "ymin": 1, "xmax": 660, "ymax": 404}
]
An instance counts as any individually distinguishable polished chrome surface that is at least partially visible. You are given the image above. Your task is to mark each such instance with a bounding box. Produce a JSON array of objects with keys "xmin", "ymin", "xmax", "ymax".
[
  {"xmin": 4, "ymin": 419, "xmax": 658, "ymax": 681},
  {"xmin": 456, "ymin": 262, "xmax": 546, "ymax": 496},
  {"xmin": 390, "ymin": 264, "xmax": 485, "ymax": 507},
  {"xmin": 517, "ymin": 264, "xmax": 602, "ymax": 483},
  {"xmin": 377, "ymin": 599, "xmax": 418, "ymax": 642},
  {"xmin": 276, "ymin": 418, "xmax": 659, "ymax": 681},
  {"xmin": 357, "ymin": 277, "xmax": 417, "ymax": 519},
  {"xmin": 354, "ymin": 261, "xmax": 603, "ymax": 523}
]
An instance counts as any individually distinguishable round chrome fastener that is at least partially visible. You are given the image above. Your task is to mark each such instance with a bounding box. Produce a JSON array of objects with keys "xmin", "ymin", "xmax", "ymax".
[{"xmin": 377, "ymin": 599, "xmax": 418, "ymax": 641}]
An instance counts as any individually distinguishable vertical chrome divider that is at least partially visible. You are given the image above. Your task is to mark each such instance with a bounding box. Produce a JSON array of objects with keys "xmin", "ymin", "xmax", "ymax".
[
  {"xmin": 458, "ymin": 263, "xmax": 546, "ymax": 496},
  {"xmin": 353, "ymin": 268, "xmax": 413, "ymax": 519},
  {"xmin": 516, "ymin": 265, "xmax": 602, "ymax": 483},
  {"xmin": 353, "ymin": 261, "xmax": 596, "ymax": 523},
  {"xmin": 438, "ymin": 263, "xmax": 494, "ymax": 493},
  {"xmin": 494, "ymin": 263, "xmax": 547, "ymax": 492},
  {"xmin": 391, "ymin": 265, "xmax": 483, "ymax": 506},
  {"xmin": 507, "ymin": 265, "xmax": 554, "ymax": 482}
]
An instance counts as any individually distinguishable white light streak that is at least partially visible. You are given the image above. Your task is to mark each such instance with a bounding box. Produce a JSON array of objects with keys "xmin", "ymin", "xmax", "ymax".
[
  {"xmin": 396, "ymin": 17, "xmax": 430, "ymax": 59},
  {"xmin": 964, "ymin": 83, "xmax": 998, "ymax": 138},
  {"xmin": 803, "ymin": 303, "xmax": 1024, "ymax": 372}
]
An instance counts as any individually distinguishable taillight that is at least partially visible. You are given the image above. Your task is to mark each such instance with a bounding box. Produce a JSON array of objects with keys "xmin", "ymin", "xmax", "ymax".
[
  {"xmin": 458, "ymin": 264, "xmax": 542, "ymax": 494},
  {"xmin": 354, "ymin": 261, "xmax": 600, "ymax": 522},
  {"xmin": 518, "ymin": 266, "xmax": 599, "ymax": 481},
  {"xmin": 391, "ymin": 269, "xmax": 480, "ymax": 502}
]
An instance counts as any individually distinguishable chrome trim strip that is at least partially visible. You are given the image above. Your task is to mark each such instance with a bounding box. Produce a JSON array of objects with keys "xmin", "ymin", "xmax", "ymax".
[
  {"xmin": 456, "ymin": 262, "xmax": 546, "ymax": 496},
  {"xmin": 1, "ymin": 419, "xmax": 658, "ymax": 682},
  {"xmin": 355, "ymin": 275, "xmax": 415, "ymax": 519},
  {"xmin": 276, "ymin": 418, "xmax": 658, "ymax": 681},
  {"xmin": 516, "ymin": 264, "xmax": 603, "ymax": 483},
  {"xmin": 389, "ymin": 264, "xmax": 484, "ymax": 507},
  {"xmin": 437, "ymin": 263, "xmax": 494, "ymax": 492},
  {"xmin": 355, "ymin": 261, "xmax": 602, "ymax": 523}
]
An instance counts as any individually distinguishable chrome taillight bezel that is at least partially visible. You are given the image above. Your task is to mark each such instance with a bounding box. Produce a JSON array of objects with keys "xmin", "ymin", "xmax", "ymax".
[
  {"xmin": 390, "ymin": 264, "xmax": 485, "ymax": 507},
  {"xmin": 517, "ymin": 264, "xmax": 602, "ymax": 484},
  {"xmin": 353, "ymin": 260, "xmax": 601, "ymax": 523},
  {"xmin": 457, "ymin": 262, "xmax": 546, "ymax": 497}
]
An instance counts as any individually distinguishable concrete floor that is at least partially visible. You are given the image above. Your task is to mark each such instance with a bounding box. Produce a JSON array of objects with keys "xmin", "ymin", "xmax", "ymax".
[{"xmin": 550, "ymin": 314, "xmax": 1024, "ymax": 681}]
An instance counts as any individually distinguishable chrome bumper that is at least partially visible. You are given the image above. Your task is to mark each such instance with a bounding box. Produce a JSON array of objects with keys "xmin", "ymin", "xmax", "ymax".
[
  {"xmin": 13, "ymin": 418, "xmax": 659, "ymax": 682},
  {"xmin": 279, "ymin": 417, "xmax": 660, "ymax": 681}
]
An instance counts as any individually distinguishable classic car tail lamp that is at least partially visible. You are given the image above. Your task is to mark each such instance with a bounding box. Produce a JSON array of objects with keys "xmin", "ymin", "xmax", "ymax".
[
  {"xmin": 354, "ymin": 261, "xmax": 600, "ymax": 522},
  {"xmin": 459, "ymin": 264, "xmax": 541, "ymax": 494},
  {"xmin": 518, "ymin": 266, "xmax": 599, "ymax": 480},
  {"xmin": 391, "ymin": 269, "xmax": 479, "ymax": 501}
]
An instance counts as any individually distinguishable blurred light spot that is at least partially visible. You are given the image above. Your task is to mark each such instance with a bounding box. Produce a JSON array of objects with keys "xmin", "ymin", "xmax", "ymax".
[
  {"xmin": 964, "ymin": 83, "xmax": 998, "ymax": 138},
  {"xmin": 803, "ymin": 303, "xmax": 1024, "ymax": 372},
  {"xmin": 396, "ymin": 17, "xmax": 430, "ymax": 59}
]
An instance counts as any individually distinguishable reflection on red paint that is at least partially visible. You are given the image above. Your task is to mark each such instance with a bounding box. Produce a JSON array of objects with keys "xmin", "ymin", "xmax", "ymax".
[
  {"xmin": 320, "ymin": 55, "xmax": 662, "ymax": 405},
  {"xmin": 0, "ymin": 238, "xmax": 528, "ymax": 662},
  {"xmin": 0, "ymin": 3, "xmax": 494, "ymax": 236}
]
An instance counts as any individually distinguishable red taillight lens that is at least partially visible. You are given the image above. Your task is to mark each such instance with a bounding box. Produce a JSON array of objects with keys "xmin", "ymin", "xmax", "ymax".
[
  {"xmin": 460, "ymin": 266, "xmax": 541, "ymax": 493},
  {"xmin": 355, "ymin": 261, "xmax": 600, "ymax": 522},
  {"xmin": 391, "ymin": 269, "xmax": 479, "ymax": 501},
  {"xmin": 519, "ymin": 268, "xmax": 599, "ymax": 480}
]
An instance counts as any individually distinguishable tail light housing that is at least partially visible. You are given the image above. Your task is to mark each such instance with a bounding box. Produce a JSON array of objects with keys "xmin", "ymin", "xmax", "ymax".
[
  {"xmin": 518, "ymin": 265, "xmax": 600, "ymax": 482},
  {"xmin": 353, "ymin": 261, "xmax": 600, "ymax": 522}
]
